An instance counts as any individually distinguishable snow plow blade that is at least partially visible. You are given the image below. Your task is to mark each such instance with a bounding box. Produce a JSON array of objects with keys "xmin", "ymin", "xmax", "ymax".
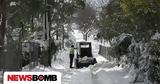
[{"xmin": 75, "ymin": 58, "xmax": 97, "ymax": 68}]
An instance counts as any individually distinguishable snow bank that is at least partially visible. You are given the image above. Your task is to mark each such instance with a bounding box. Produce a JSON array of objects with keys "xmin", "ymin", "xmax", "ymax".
[
  {"xmin": 51, "ymin": 49, "xmax": 71, "ymax": 69},
  {"xmin": 90, "ymin": 62, "xmax": 117, "ymax": 74},
  {"xmin": 93, "ymin": 68, "xmax": 129, "ymax": 84},
  {"xmin": 151, "ymin": 32, "xmax": 160, "ymax": 40},
  {"xmin": 10, "ymin": 1, "xmax": 16, "ymax": 6},
  {"xmin": 0, "ymin": 71, "xmax": 3, "ymax": 84},
  {"xmin": 89, "ymin": 61, "xmax": 144, "ymax": 84},
  {"xmin": 70, "ymin": 68, "xmax": 93, "ymax": 84}
]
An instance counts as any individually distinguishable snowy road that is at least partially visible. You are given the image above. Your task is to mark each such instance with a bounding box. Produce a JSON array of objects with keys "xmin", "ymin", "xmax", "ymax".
[
  {"xmin": 49, "ymin": 50, "xmax": 139, "ymax": 84},
  {"xmin": 49, "ymin": 48, "xmax": 135, "ymax": 84},
  {"xmin": 50, "ymin": 48, "xmax": 143, "ymax": 84},
  {"xmin": 30, "ymin": 30, "xmax": 144, "ymax": 84},
  {"xmin": 49, "ymin": 30, "xmax": 143, "ymax": 84}
]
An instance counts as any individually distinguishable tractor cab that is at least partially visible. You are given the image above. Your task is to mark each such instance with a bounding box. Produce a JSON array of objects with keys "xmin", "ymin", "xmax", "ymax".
[
  {"xmin": 75, "ymin": 41, "xmax": 97, "ymax": 68},
  {"xmin": 76, "ymin": 42, "xmax": 92, "ymax": 58}
]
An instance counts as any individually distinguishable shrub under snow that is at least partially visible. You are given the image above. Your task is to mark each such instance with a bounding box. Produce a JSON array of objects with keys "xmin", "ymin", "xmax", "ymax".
[{"xmin": 107, "ymin": 32, "xmax": 160, "ymax": 84}]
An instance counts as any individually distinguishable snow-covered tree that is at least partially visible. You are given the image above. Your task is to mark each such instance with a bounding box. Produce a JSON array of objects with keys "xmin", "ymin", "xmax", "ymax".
[{"xmin": 75, "ymin": 5, "xmax": 96, "ymax": 41}]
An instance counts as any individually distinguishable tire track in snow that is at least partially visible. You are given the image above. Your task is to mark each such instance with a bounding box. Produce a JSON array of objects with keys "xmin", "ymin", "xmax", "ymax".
[{"xmin": 61, "ymin": 69, "xmax": 80, "ymax": 84}]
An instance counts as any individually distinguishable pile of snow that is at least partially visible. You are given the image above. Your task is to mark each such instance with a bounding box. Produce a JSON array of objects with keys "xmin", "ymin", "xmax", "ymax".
[
  {"xmin": 10, "ymin": 1, "xmax": 16, "ymax": 6},
  {"xmin": 31, "ymin": 39, "xmax": 48, "ymax": 50},
  {"xmin": 78, "ymin": 56, "xmax": 95, "ymax": 63},
  {"xmin": 70, "ymin": 68, "xmax": 93, "ymax": 84},
  {"xmin": 0, "ymin": 71, "xmax": 3, "ymax": 84},
  {"xmin": 51, "ymin": 49, "xmax": 70, "ymax": 69},
  {"xmin": 111, "ymin": 33, "xmax": 132, "ymax": 45},
  {"xmin": 89, "ymin": 61, "xmax": 140, "ymax": 84},
  {"xmin": 151, "ymin": 32, "xmax": 160, "ymax": 40}
]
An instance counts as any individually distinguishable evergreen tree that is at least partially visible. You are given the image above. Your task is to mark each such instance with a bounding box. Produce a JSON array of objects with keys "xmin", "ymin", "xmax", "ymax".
[{"xmin": 97, "ymin": 0, "xmax": 160, "ymax": 83}]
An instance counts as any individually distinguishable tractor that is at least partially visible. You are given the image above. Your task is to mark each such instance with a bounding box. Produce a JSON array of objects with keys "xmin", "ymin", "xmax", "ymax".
[{"xmin": 75, "ymin": 42, "xmax": 97, "ymax": 68}]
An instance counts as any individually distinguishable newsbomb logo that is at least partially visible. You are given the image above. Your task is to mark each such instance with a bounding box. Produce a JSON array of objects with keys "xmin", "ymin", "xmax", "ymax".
[
  {"xmin": 4, "ymin": 72, "xmax": 61, "ymax": 84},
  {"xmin": 7, "ymin": 74, "xmax": 57, "ymax": 81},
  {"xmin": 32, "ymin": 75, "xmax": 57, "ymax": 81}
]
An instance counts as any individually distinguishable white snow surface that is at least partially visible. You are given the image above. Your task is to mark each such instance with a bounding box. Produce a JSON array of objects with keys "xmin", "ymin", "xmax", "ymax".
[
  {"xmin": 152, "ymin": 32, "xmax": 160, "ymax": 40},
  {"xmin": 22, "ymin": 30, "xmax": 144, "ymax": 84}
]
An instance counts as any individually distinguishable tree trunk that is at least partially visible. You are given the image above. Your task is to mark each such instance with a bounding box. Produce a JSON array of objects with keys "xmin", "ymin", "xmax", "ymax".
[
  {"xmin": 56, "ymin": 25, "xmax": 59, "ymax": 40},
  {"xmin": 48, "ymin": 7, "xmax": 51, "ymax": 67},
  {"xmin": 62, "ymin": 25, "xmax": 64, "ymax": 49},
  {"xmin": 83, "ymin": 33, "xmax": 88, "ymax": 41},
  {"xmin": 0, "ymin": 0, "xmax": 6, "ymax": 50},
  {"xmin": 0, "ymin": 0, "xmax": 6, "ymax": 70},
  {"xmin": 83, "ymin": 34, "xmax": 85, "ymax": 41},
  {"xmin": 85, "ymin": 33, "xmax": 88, "ymax": 41},
  {"xmin": 31, "ymin": 15, "xmax": 34, "ymax": 32}
]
